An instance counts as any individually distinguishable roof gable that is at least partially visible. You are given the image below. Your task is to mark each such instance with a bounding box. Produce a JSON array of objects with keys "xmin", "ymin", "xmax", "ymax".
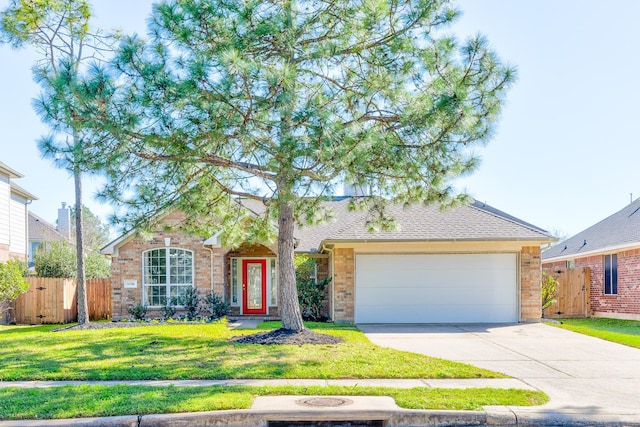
[
  {"xmin": 543, "ymin": 198, "xmax": 640, "ymax": 260},
  {"xmin": 104, "ymin": 198, "xmax": 554, "ymax": 255},
  {"xmin": 28, "ymin": 211, "xmax": 68, "ymax": 242}
]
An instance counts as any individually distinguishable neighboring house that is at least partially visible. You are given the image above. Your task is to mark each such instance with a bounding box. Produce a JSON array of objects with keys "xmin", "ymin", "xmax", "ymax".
[
  {"xmin": 28, "ymin": 202, "xmax": 73, "ymax": 267},
  {"xmin": 102, "ymin": 197, "xmax": 554, "ymax": 324},
  {"xmin": 0, "ymin": 162, "xmax": 38, "ymax": 263},
  {"xmin": 543, "ymin": 198, "xmax": 640, "ymax": 321},
  {"xmin": 0, "ymin": 162, "xmax": 37, "ymax": 325}
]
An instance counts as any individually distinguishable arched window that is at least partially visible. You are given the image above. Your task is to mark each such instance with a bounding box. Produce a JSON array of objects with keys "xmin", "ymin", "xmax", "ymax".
[{"xmin": 143, "ymin": 248, "xmax": 193, "ymax": 306}]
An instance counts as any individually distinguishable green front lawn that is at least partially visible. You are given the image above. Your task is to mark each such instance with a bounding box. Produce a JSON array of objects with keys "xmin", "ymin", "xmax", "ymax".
[
  {"xmin": 0, "ymin": 384, "xmax": 548, "ymax": 420},
  {"xmin": 0, "ymin": 321, "xmax": 502, "ymax": 380},
  {"xmin": 554, "ymin": 318, "xmax": 640, "ymax": 349}
]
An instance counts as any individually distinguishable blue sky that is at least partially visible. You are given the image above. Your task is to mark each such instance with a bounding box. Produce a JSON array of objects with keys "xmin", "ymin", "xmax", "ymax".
[{"xmin": 1, "ymin": 0, "xmax": 638, "ymax": 239}]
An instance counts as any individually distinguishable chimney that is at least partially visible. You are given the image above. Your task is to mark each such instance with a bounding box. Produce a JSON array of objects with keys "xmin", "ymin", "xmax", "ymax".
[{"xmin": 57, "ymin": 202, "xmax": 71, "ymax": 241}]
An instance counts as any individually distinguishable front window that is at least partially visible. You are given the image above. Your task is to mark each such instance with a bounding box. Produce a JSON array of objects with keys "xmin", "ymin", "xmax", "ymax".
[
  {"xmin": 29, "ymin": 241, "xmax": 42, "ymax": 267},
  {"xmin": 270, "ymin": 258, "xmax": 277, "ymax": 306},
  {"xmin": 604, "ymin": 254, "xmax": 617, "ymax": 295},
  {"xmin": 143, "ymin": 248, "xmax": 193, "ymax": 306},
  {"xmin": 231, "ymin": 258, "xmax": 239, "ymax": 306}
]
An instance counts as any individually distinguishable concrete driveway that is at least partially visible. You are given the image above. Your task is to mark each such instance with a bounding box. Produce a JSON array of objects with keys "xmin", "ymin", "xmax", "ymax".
[{"xmin": 360, "ymin": 322, "xmax": 640, "ymax": 420}]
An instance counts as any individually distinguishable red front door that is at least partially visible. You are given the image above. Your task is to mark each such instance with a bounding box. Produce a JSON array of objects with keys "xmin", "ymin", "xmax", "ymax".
[{"xmin": 242, "ymin": 259, "xmax": 267, "ymax": 315}]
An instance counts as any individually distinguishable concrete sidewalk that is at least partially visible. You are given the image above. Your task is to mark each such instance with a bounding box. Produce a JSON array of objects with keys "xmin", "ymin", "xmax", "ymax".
[{"xmin": 0, "ymin": 377, "xmax": 535, "ymax": 390}]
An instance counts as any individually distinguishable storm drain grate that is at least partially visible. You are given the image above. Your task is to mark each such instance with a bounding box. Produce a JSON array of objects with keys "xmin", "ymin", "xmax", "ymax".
[
  {"xmin": 269, "ymin": 421, "xmax": 384, "ymax": 427},
  {"xmin": 296, "ymin": 397, "xmax": 354, "ymax": 408}
]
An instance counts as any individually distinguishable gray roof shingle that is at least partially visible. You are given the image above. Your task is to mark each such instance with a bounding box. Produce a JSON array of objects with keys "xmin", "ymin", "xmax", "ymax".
[
  {"xmin": 542, "ymin": 198, "xmax": 640, "ymax": 260},
  {"xmin": 295, "ymin": 198, "xmax": 553, "ymax": 252}
]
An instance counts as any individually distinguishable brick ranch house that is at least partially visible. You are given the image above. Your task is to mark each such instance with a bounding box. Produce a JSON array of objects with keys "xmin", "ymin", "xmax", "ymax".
[
  {"xmin": 543, "ymin": 198, "xmax": 640, "ymax": 321},
  {"xmin": 102, "ymin": 198, "xmax": 554, "ymax": 324}
]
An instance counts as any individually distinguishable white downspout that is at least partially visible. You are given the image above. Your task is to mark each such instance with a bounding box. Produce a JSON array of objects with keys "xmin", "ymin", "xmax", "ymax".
[{"xmin": 25, "ymin": 199, "xmax": 32, "ymax": 262}]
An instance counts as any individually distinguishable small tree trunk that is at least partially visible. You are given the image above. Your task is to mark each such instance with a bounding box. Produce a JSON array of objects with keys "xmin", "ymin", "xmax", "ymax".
[
  {"xmin": 74, "ymin": 165, "xmax": 89, "ymax": 325},
  {"xmin": 278, "ymin": 200, "xmax": 304, "ymax": 332}
]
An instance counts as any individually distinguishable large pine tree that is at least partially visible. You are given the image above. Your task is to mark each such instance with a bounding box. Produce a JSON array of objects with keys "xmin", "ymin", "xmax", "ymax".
[
  {"xmin": 75, "ymin": 0, "xmax": 515, "ymax": 332},
  {"xmin": 1, "ymin": 0, "xmax": 114, "ymax": 325}
]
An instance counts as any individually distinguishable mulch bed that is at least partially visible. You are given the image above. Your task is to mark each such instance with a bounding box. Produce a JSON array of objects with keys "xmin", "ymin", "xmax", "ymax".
[
  {"xmin": 53, "ymin": 323, "xmax": 345, "ymax": 346},
  {"xmin": 230, "ymin": 328, "xmax": 344, "ymax": 345}
]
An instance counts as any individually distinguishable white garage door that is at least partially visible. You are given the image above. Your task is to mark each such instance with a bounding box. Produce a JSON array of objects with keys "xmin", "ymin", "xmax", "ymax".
[{"xmin": 355, "ymin": 253, "xmax": 518, "ymax": 323}]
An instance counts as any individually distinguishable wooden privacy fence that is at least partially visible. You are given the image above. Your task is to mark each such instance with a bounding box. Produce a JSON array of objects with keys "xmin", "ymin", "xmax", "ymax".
[
  {"xmin": 86, "ymin": 278, "xmax": 112, "ymax": 321},
  {"xmin": 543, "ymin": 267, "xmax": 591, "ymax": 319},
  {"xmin": 12, "ymin": 278, "xmax": 111, "ymax": 324}
]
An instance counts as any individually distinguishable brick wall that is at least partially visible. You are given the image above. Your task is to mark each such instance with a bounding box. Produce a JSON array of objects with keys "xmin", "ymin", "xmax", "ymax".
[
  {"xmin": 543, "ymin": 261, "xmax": 566, "ymax": 271},
  {"xmin": 315, "ymin": 256, "xmax": 331, "ymax": 319},
  {"xmin": 520, "ymin": 246, "xmax": 542, "ymax": 321},
  {"xmin": 544, "ymin": 249, "xmax": 640, "ymax": 319},
  {"xmin": 551, "ymin": 251, "xmax": 640, "ymax": 318},
  {"xmin": 110, "ymin": 211, "xmax": 225, "ymax": 320},
  {"xmin": 332, "ymin": 248, "xmax": 354, "ymax": 322}
]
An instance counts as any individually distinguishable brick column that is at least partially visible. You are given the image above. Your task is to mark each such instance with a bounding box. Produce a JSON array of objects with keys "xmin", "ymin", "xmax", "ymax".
[
  {"xmin": 520, "ymin": 246, "xmax": 542, "ymax": 322},
  {"xmin": 210, "ymin": 248, "xmax": 226, "ymax": 296},
  {"xmin": 333, "ymin": 248, "xmax": 354, "ymax": 323}
]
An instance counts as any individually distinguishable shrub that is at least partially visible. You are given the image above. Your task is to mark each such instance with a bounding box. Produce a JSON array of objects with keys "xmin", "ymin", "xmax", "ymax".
[
  {"xmin": 34, "ymin": 242, "xmax": 111, "ymax": 279},
  {"xmin": 295, "ymin": 255, "xmax": 330, "ymax": 321},
  {"xmin": 34, "ymin": 241, "xmax": 76, "ymax": 278},
  {"xmin": 205, "ymin": 292, "xmax": 228, "ymax": 321},
  {"xmin": 85, "ymin": 252, "xmax": 111, "ymax": 279},
  {"xmin": 179, "ymin": 287, "xmax": 201, "ymax": 321},
  {"xmin": 0, "ymin": 260, "xmax": 29, "ymax": 314},
  {"xmin": 127, "ymin": 301, "xmax": 147, "ymax": 320},
  {"xmin": 542, "ymin": 269, "xmax": 558, "ymax": 312},
  {"xmin": 160, "ymin": 297, "xmax": 178, "ymax": 320}
]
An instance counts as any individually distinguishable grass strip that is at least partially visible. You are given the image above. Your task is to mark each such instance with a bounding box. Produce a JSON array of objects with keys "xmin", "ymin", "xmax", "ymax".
[
  {"xmin": 0, "ymin": 322, "xmax": 503, "ymax": 380},
  {"xmin": 0, "ymin": 385, "xmax": 548, "ymax": 420},
  {"xmin": 554, "ymin": 318, "xmax": 640, "ymax": 349}
]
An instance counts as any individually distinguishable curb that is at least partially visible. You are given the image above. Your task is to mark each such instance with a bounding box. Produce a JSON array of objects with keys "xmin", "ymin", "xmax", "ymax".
[{"xmin": 3, "ymin": 407, "xmax": 640, "ymax": 427}]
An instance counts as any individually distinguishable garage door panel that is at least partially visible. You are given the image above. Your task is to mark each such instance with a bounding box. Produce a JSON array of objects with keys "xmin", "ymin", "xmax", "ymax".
[
  {"xmin": 355, "ymin": 303, "xmax": 518, "ymax": 324},
  {"xmin": 355, "ymin": 254, "xmax": 517, "ymax": 323},
  {"xmin": 366, "ymin": 254, "xmax": 511, "ymax": 270},
  {"xmin": 357, "ymin": 285, "xmax": 514, "ymax": 306}
]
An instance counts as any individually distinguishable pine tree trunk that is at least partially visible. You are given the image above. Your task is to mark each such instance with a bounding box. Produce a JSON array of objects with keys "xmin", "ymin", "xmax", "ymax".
[
  {"xmin": 278, "ymin": 200, "xmax": 304, "ymax": 331},
  {"xmin": 74, "ymin": 165, "xmax": 89, "ymax": 325}
]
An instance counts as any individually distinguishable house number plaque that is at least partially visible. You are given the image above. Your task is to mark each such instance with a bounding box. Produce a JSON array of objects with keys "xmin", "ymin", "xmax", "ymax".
[{"xmin": 123, "ymin": 280, "xmax": 137, "ymax": 289}]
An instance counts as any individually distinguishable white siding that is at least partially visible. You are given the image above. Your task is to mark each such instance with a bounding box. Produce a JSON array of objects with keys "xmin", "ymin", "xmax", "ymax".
[
  {"xmin": 9, "ymin": 193, "xmax": 27, "ymax": 257},
  {"xmin": 355, "ymin": 253, "xmax": 518, "ymax": 323},
  {"xmin": 0, "ymin": 175, "xmax": 10, "ymax": 247}
]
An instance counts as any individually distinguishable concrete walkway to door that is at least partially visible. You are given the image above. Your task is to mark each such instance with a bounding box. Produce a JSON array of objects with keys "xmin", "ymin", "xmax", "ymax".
[{"xmin": 360, "ymin": 322, "xmax": 640, "ymax": 425}]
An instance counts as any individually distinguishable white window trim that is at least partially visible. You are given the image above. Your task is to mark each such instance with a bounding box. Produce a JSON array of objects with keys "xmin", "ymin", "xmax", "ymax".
[{"xmin": 142, "ymin": 247, "xmax": 195, "ymax": 308}]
